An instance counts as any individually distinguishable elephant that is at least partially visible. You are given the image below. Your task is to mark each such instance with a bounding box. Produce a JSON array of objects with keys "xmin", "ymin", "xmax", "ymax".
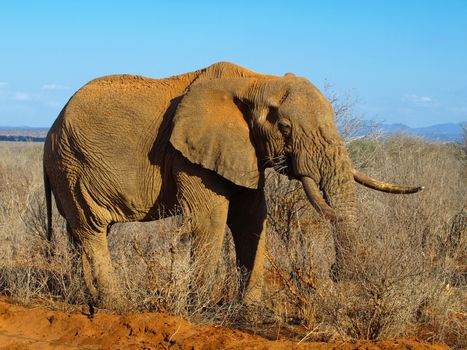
[{"xmin": 43, "ymin": 62, "xmax": 422, "ymax": 309}]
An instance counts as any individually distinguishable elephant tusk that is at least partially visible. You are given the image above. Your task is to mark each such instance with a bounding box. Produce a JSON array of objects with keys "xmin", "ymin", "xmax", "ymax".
[
  {"xmin": 300, "ymin": 176, "xmax": 337, "ymax": 222},
  {"xmin": 352, "ymin": 168, "xmax": 424, "ymax": 194}
]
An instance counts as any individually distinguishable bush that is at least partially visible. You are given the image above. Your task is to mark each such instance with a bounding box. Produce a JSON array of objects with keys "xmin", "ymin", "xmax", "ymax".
[
  {"xmin": 263, "ymin": 136, "xmax": 466, "ymax": 347},
  {"xmin": 0, "ymin": 136, "xmax": 465, "ymax": 348}
]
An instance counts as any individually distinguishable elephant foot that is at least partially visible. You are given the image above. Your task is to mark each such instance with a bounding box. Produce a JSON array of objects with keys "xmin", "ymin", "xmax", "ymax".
[
  {"xmin": 239, "ymin": 302, "xmax": 275, "ymax": 325},
  {"xmin": 97, "ymin": 288, "xmax": 126, "ymax": 312},
  {"xmin": 84, "ymin": 291, "xmax": 123, "ymax": 318},
  {"xmin": 243, "ymin": 283, "xmax": 263, "ymax": 306}
]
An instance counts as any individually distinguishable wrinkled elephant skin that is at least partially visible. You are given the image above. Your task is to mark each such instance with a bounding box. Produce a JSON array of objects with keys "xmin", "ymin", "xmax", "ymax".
[{"xmin": 43, "ymin": 62, "xmax": 422, "ymax": 308}]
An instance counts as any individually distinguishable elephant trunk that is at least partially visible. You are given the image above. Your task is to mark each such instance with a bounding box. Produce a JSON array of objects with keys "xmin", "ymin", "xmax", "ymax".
[
  {"xmin": 300, "ymin": 176, "xmax": 337, "ymax": 221},
  {"xmin": 322, "ymin": 177, "xmax": 358, "ymax": 280},
  {"xmin": 297, "ymin": 140, "xmax": 423, "ymax": 280},
  {"xmin": 299, "ymin": 157, "xmax": 358, "ymax": 280}
]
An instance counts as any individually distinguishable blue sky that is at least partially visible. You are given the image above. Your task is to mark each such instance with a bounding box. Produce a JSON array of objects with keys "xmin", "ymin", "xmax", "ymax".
[{"xmin": 0, "ymin": 1, "xmax": 466, "ymax": 127}]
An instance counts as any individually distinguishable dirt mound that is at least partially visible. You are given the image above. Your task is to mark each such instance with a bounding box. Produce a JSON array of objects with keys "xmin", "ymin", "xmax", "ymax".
[{"xmin": 0, "ymin": 298, "xmax": 449, "ymax": 350}]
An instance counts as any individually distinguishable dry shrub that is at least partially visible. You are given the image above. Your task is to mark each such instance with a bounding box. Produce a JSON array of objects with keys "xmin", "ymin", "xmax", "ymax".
[
  {"xmin": 323, "ymin": 82, "xmax": 380, "ymax": 140},
  {"xmin": 0, "ymin": 135, "xmax": 465, "ymax": 348},
  {"xmin": 264, "ymin": 135, "xmax": 466, "ymax": 347},
  {"xmin": 0, "ymin": 143, "xmax": 84, "ymax": 309},
  {"xmin": 263, "ymin": 172, "xmax": 334, "ymax": 325},
  {"xmin": 108, "ymin": 216, "xmax": 243, "ymax": 323},
  {"xmin": 0, "ymin": 142, "xmax": 243, "ymax": 323}
]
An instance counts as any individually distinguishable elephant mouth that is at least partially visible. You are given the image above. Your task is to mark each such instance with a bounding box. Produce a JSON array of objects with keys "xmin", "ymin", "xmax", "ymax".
[{"xmin": 271, "ymin": 154, "xmax": 295, "ymax": 178}]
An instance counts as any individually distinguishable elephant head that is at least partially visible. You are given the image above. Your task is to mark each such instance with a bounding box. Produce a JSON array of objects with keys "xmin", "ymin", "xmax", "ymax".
[{"xmin": 170, "ymin": 74, "xmax": 422, "ymax": 277}]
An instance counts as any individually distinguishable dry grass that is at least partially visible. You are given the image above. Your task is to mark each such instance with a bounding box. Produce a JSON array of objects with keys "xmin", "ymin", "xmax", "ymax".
[
  {"xmin": 0, "ymin": 136, "xmax": 465, "ymax": 348},
  {"xmin": 263, "ymin": 135, "xmax": 466, "ymax": 347}
]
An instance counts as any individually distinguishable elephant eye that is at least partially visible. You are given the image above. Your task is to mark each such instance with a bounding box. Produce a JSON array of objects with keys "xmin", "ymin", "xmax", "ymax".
[{"xmin": 278, "ymin": 119, "xmax": 292, "ymax": 136}]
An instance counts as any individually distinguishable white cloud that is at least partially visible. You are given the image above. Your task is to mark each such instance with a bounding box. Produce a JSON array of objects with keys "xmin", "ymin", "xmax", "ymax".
[
  {"xmin": 404, "ymin": 94, "xmax": 433, "ymax": 103},
  {"xmin": 15, "ymin": 92, "xmax": 31, "ymax": 101},
  {"xmin": 42, "ymin": 83, "xmax": 70, "ymax": 90}
]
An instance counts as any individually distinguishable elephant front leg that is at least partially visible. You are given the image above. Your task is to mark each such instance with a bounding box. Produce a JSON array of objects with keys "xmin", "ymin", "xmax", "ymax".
[
  {"xmin": 227, "ymin": 189, "xmax": 267, "ymax": 305},
  {"xmin": 187, "ymin": 199, "xmax": 229, "ymax": 294},
  {"xmin": 175, "ymin": 168, "xmax": 231, "ymax": 301}
]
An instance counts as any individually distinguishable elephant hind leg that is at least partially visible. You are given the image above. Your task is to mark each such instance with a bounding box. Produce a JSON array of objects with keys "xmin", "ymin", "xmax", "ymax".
[
  {"xmin": 227, "ymin": 189, "xmax": 267, "ymax": 304},
  {"xmin": 65, "ymin": 223, "xmax": 97, "ymax": 310},
  {"xmin": 72, "ymin": 225, "xmax": 122, "ymax": 310},
  {"xmin": 50, "ymin": 173, "xmax": 119, "ymax": 310}
]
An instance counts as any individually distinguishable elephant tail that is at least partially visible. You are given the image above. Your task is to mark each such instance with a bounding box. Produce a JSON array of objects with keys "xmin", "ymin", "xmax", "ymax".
[{"xmin": 44, "ymin": 170, "xmax": 53, "ymax": 242}]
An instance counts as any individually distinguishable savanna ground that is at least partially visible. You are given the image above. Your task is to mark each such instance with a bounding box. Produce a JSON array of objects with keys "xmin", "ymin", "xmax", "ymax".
[{"xmin": 0, "ymin": 129, "xmax": 465, "ymax": 348}]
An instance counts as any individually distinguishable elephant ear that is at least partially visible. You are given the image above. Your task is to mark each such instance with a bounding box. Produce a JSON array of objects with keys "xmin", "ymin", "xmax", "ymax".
[{"xmin": 170, "ymin": 78, "xmax": 261, "ymax": 189}]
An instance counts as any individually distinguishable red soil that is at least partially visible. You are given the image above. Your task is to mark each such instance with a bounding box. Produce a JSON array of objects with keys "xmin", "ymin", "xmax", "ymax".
[{"xmin": 0, "ymin": 298, "xmax": 449, "ymax": 350}]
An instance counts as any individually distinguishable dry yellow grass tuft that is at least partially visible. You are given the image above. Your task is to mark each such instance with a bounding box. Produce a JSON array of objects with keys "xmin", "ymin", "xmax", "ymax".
[{"xmin": 0, "ymin": 136, "xmax": 465, "ymax": 348}]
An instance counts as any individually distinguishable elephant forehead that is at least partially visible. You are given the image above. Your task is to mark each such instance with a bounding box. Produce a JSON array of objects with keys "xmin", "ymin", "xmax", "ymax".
[
  {"xmin": 284, "ymin": 78, "xmax": 331, "ymax": 109},
  {"xmin": 280, "ymin": 90, "xmax": 333, "ymax": 123}
]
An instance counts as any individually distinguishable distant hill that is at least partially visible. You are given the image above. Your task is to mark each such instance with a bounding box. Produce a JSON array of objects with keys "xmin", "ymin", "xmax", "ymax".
[
  {"xmin": 378, "ymin": 122, "xmax": 465, "ymax": 142},
  {"xmin": 0, "ymin": 126, "xmax": 48, "ymax": 140},
  {"xmin": 351, "ymin": 121, "xmax": 465, "ymax": 143},
  {"xmin": 0, "ymin": 135, "xmax": 46, "ymax": 142},
  {"xmin": 0, "ymin": 121, "xmax": 465, "ymax": 143}
]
